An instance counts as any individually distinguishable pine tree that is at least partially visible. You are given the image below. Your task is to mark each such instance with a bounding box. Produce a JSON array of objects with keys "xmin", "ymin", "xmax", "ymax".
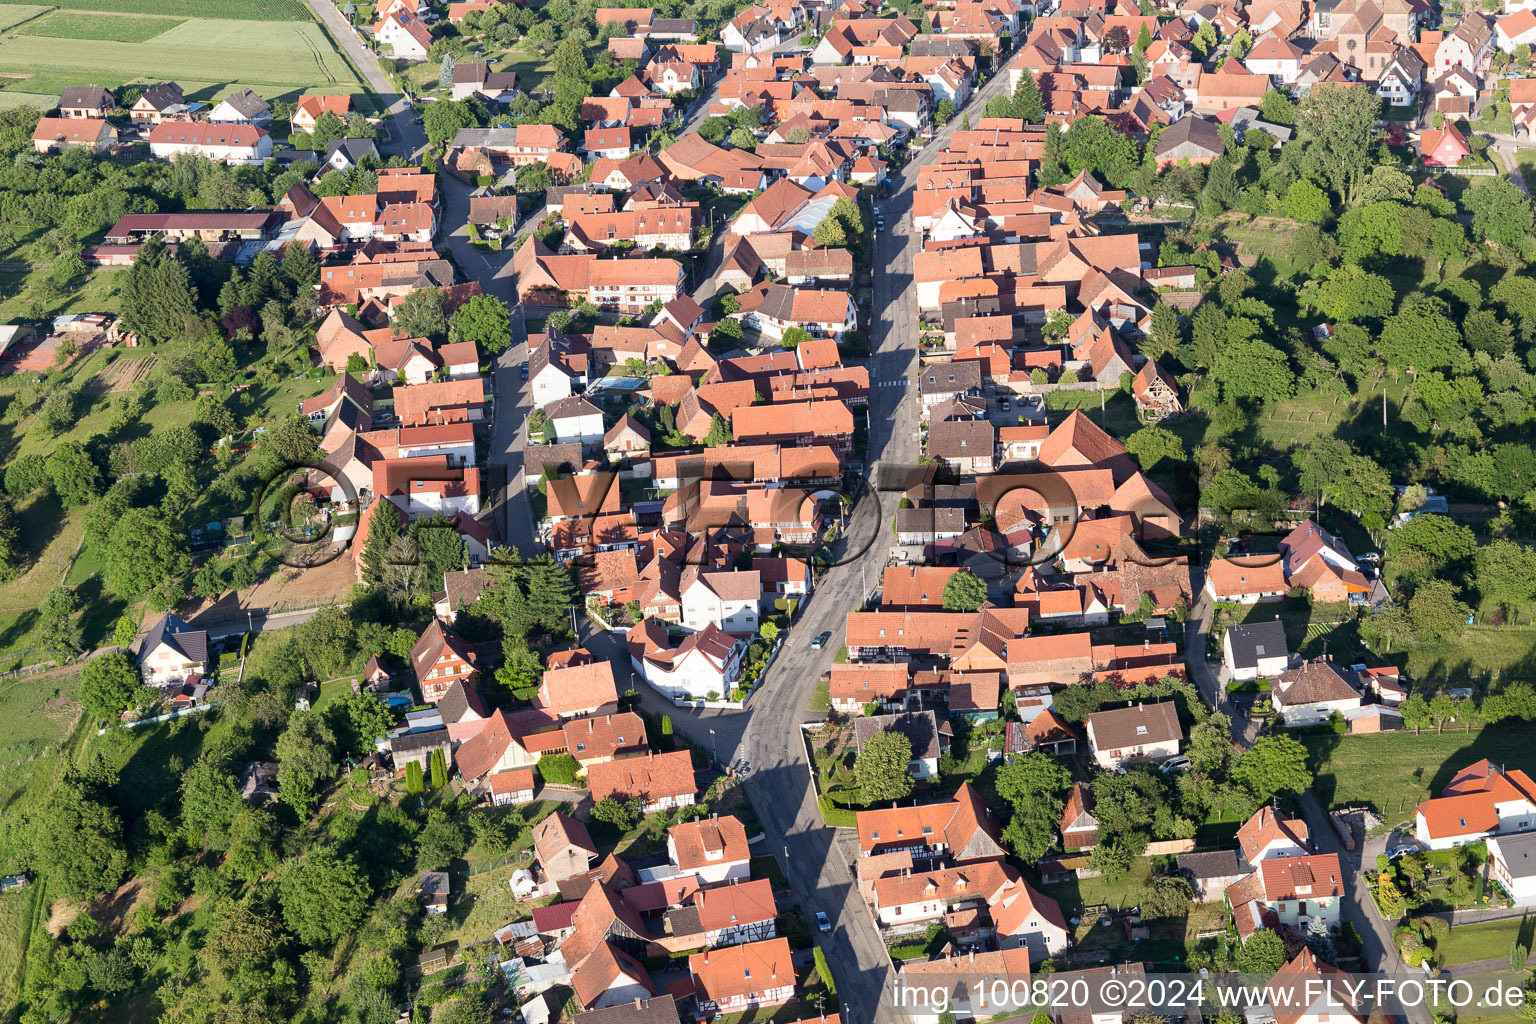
[
  {"xmin": 1202, "ymin": 157, "xmax": 1240, "ymax": 213},
  {"xmin": 703, "ymin": 413, "xmax": 733, "ymax": 448},
  {"xmin": 406, "ymin": 761, "xmax": 424, "ymax": 794},
  {"xmin": 1012, "ymin": 68, "xmax": 1044, "ymax": 124},
  {"xmin": 439, "ymin": 51, "xmax": 457, "ymax": 91},
  {"xmin": 360, "ymin": 499, "xmax": 401, "ymax": 585},
  {"xmin": 1038, "ymin": 122, "xmax": 1068, "ymax": 188},
  {"xmin": 961, "ymin": 113, "xmax": 971, "ymax": 131}
]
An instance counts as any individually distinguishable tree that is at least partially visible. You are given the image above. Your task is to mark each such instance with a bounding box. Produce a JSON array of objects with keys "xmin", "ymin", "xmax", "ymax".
[
  {"xmin": 411, "ymin": 515, "xmax": 469, "ymax": 578},
  {"xmin": 430, "ymin": 748, "xmax": 448, "ymax": 788},
  {"xmin": 1060, "ymin": 115, "xmax": 1140, "ymax": 188},
  {"xmin": 1148, "ymin": 302, "xmax": 1181, "ymax": 358},
  {"xmin": 393, "ymin": 286, "xmax": 447, "ymax": 341},
  {"xmin": 1260, "ymin": 89, "xmax": 1297, "ymax": 126},
  {"xmin": 406, "ymin": 760, "xmax": 424, "ymax": 794},
  {"xmin": 36, "ymin": 770, "xmax": 126, "ymax": 900},
  {"xmin": 1229, "ymin": 25, "xmax": 1252, "ymax": 58},
  {"xmin": 1408, "ymin": 579, "xmax": 1471, "ymax": 643},
  {"xmin": 38, "ymin": 585, "xmax": 81, "ymax": 662},
  {"xmin": 1379, "ymin": 298, "xmax": 1464, "ymax": 372},
  {"xmin": 294, "ymin": 605, "xmax": 357, "ymax": 679},
  {"xmin": 1211, "ymin": 337, "xmax": 1295, "ymax": 404},
  {"xmin": 813, "ymin": 213, "xmax": 848, "ymax": 248},
  {"xmin": 1142, "ymin": 874, "xmax": 1194, "ymax": 918},
  {"xmin": 1125, "ymin": 426, "xmax": 1186, "ymax": 471},
  {"xmin": 1315, "ymin": 264, "xmax": 1394, "ymax": 323},
  {"xmin": 1376, "ymin": 870, "xmax": 1405, "ymax": 918},
  {"xmin": 1298, "ymin": 83, "xmax": 1379, "ymax": 207},
  {"xmin": 1232, "ymin": 735, "xmax": 1313, "ymax": 799},
  {"xmin": 421, "ymin": 100, "xmax": 479, "ymax": 146},
  {"xmin": 703, "ymin": 412, "xmax": 733, "ymax": 448},
  {"xmin": 360, "ymin": 498, "xmax": 403, "ymax": 585},
  {"xmin": 278, "ymin": 846, "xmax": 372, "ymax": 948},
  {"xmin": 591, "ymin": 796, "xmax": 641, "ymax": 829},
  {"xmin": 276, "ymin": 711, "xmax": 337, "ymax": 819},
  {"xmin": 180, "ymin": 756, "xmax": 243, "ymax": 850},
  {"xmin": 940, "ymin": 571, "xmax": 987, "ymax": 612},
  {"xmin": 79, "ymin": 652, "xmax": 143, "ymax": 722},
  {"xmin": 538, "ymin": 753, "xmax": 580, "ymax": 785},
  {"xmin": 1190, "ymin": 19, "xmax": 1217, "ymax": 57},
  {"xmin": 439, "ymin": 51, "xmax": 457, "ymax": 90},
  {"xmin": 855, "ymin": 730, "xmax": 914, "ymax": 803},
  {"xmin": 1013, "ymin": 67, "xmax": 1044, "ymax": 123},
  {"xmin": 994, "ymin": 753, "xmax": 1071, "ymax": 860},
  {"xmin": 1477, "ymin": 540, "xmax": 1536, "ymax": 615},
  {"xmin": 1235, "ymin": 930, "xmax": 1287, "ymax": 974},
  {"xmin": 45, "ymin": 441, "xmax": 100, "ymax": 507},
  {"xmin": 1463, "ymin": 176, "xmax": 1534, "ymax": 246},
  {"xmin": 434, "ymin": 995, "xmax": 495, "ymax": 1024},
  {"xmin": 1186, "ymin": 714, "xmax": 1236, "ymax": 777},
  {"xmin": 1202, "ymin": 157, "xmax": 1240, "ymax": 214},
  {"xmin": 328, "ymin": 690, "xmax": 395, "ymax": 757},
  {"xmin": 451, "ymin": 293, "xmax": 512, "ymax": 353}
]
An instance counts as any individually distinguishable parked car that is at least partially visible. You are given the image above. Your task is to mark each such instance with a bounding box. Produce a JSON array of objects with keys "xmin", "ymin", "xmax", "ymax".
[
  {"xmin": 810, "ymin": 630, "xmax": 832, "ymax": 649},
  {"xmin": 816, "ymin": 911, "xmax": 831, "ymax": 932},
  {"xmin": 520, "ymin": 362, "xmax": 529, "ymax": 379},
  {"xmin": 1159, "ymin": 756, "xmax": 1192, "ymax": 774}
]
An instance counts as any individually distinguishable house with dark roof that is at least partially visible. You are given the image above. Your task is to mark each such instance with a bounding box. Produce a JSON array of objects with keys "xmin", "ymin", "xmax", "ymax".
[
  {"xmin": 1153, "ymin": 116, "xmax": 1225, "ymax": 169},
  {"xmin": 209, "ymin": 88, "xmax": 273, "ymax": 125},
  {"xmin": 1084, "ymin": 701, "xmax": 1182, "ymax": 770},
  {"xmin": 853, "ymin": 710, "xmax": 949, "ymax": 779},
  {"xmin": 1223, "ymin": 619, "xmax": 1290, "ymax": 681},
  {"xmin": 136, "ymin": 612, "xmax": 210, "ymax": 687},
  {"xmin": 1272, "ymin": 660, "xmax": 1361, "ymax": 726},
  {"xmin": 1176, "ymin": 850, "xmax": 1245, "ymax": 901}
]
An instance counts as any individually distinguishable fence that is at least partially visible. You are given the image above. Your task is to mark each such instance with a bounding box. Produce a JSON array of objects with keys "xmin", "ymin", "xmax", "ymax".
[{"xmin": 1440, "ymin": 166, "xmax": 1497, "ymax": 177}]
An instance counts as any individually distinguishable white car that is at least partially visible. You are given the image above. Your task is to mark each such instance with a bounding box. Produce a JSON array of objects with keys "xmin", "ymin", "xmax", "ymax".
[{"xmin": 1159, "ymin": 756, "xmax": 1193, "ymax": 774}]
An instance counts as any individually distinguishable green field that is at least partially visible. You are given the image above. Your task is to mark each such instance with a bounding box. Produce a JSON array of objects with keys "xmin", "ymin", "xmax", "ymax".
[
  {"xmin": 1434, "ymin": 916, "xmax": 1534, "ymax": 966},
  {"xmin": 0, "ymin": 18, "xmax": 359, "ymax": 87},
  {"xmin": 0, "ymin": 3, "xmax": 47, "ymax": 29},
  {"xmin": 16, "ymin": 10, "xmax": 185, "ymax": 40},
  {"xmin": 0, "ymin": 0, "xmax": 308, "ymax": 18},
  {"xmin": 1303, "ymin": 726, "xmax": 1536, "ymax": 826}
]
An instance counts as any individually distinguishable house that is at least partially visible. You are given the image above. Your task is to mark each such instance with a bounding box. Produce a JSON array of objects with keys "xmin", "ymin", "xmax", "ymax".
[
  {"xmin": 853, "ymin": 711, "xmax": 947, "ymax": 779},
  {"xmin": 856, "ymin": 782, "xmax": 1005, "ymax": 860},
  {"xmin": 872, "ymin": 857, "xmax": 1018, "ymax": 931},
  {"xmin": 1420, "ymin": 121, "xmax": 1471, "ymax": 168},
  {"xmin": 899, "ymin": 949, "xmax": 1039, "ymax": 1024},
  {"xmin": 1238, "ymin": 806, "xmax": 1310, "ymax": 867},
  {"xmin": 209, "ymin": 88, "xmax": 272, "ymax": 125},
  {"xmin": 1224, "ymin": 619, "xmax": 1290, "ymax": 681},
  {"xmin": 1272, "ymin": 660, "xmax": 1361, "ymax": 726},
  {"xmin": 1203, "ymin": 557, "xmax": 1288, "ymax": 603},
  {"xmin": 394, "ymin": 378, "xmax": 487, "ymax": 426},
  {"xmin": 418, "ymin": 871, "xmax": 450, "ymax": 914},
  {"xmin": 919, "ymin": 360, "xmax": 983, "ymax": 411},
  {"xmin": 1437, "ymin": 14, "xmax": 1495, "ymax": 76},
  {"xmin": 1153, "ymin": 116, "xmax": 1224, "ymax": 168},
  {"xmin": 667, "ymin": 815, "xmax": 751, "ymax": 884},
  {"xmin": 135, "ymin": 612, "xmax": 210, "ymax": 687},
  {"xmin": 735, "ymin": 284, "xmax": 858, "ymax": 342},
  {"xmin": 1488, "ymin": 833, "xmax": 1536, "ymax": 906},
  {"xmin": 411, "ymin": 619, "xmax": 478, "ymax": 702},
  {"xmin": 1131, "ymin": 361, "xmax": 1182, "ymax": 421},
  {"xmin": 1415, "ymin": 760, "xmax": 1536, "ymax": 850},
  {"xmin": 390, "ymin": 727, "xmax": 452, "ymax": 776},
  {"xmin": 680, "ymin": 568, "xmax": 761, "ymax": 634},
  {"xmin": 1084, "ymin": 701, "xmax": 1182, "ymax": 770},
  {"xmin": 1177, "ymin": 850, "xmax": 1246, "ymax": 902},
  {"xmin": 547, "ymin": 396, "xmax": 607, "ymax": 446},
  {"xmin": 325, "ymin": 137, "xmax": 380, "ymax": 173},
  {"xmin": 688, "ymin": 938, "xmax": 795, "ymax": 1013},
  {"xmin": 572, "ymin": 997, "xmax": 680, "ymax": 1024},
  {"xmin": 572, "ymin": 942, "xmax": 657, "ymax": 1010},
  {"xmin": 927, "ymin": 417, "xmax": 996, "ymax": 475},
  {"xmin": 672, "ymin": 880, "xmax": 778, "ymax": 948},
  {"xmin": 489, "ymin": 767, "xmax": 538, "ymax": 806},
  {"xmin": 32, "ymin": 117, "xmax": 117, "ymax": 154},
  {"xmin": 58, "ymin": 86, "xmax": 114, "ymax": 119},
  {"xmin": 1377, "ymin": 47, "xmax": 1426, "ymax": 106},
  {"xmin": 1015, "ymin": 708, "xmax": 1078, "ymax": 756},
  {"xmin": 533, "ymin": 811, "xmax": 601, "ymax": 882},
  {"xmin": 628, "ymin": 620, "xmax": 749, "ymax": 702},
  {"xmin": 148, "ymin": 123, "xmax": 272, "ymax": 165},
  {"xmin": 538, "ymin": 661, "xmax": 620, "ymax": 718},
  {"xmin": 374, "ymin": 456, "xmax": 481, "ymax": 519},
  {"xmin": 830, "ymin": 662, "xmax": 913, "ymax": 713},
  {"xmin": 129, "ymin": 82, "xmax": 185, "ymax": 125},
  {"xmin": 292, "ymin": 95, "xmax": 352, "ymax": 133},
  {"xmin": 562, "ymin": 712, "xmax": 649, "ymax": 770},
  {"xmin": 1256, "ymin": 853, "xmax": 1344, "ymax": 932},
  {"xmin": 451, "ymin": 61, "xmax": 521, "ymax": 103},
  {"xmin": 992, "ymin": 879, "xmax": 1071, "ymax": 961},
  {"xmin": 586, "ymin": 750, "xmax": 697, "ymax": 813},
  {"xmin": 375, "ymin": 11, "xmax": 433, "ymax": 59}
]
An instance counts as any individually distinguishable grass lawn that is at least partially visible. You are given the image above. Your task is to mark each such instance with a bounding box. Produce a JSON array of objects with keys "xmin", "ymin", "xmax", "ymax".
[
  {"xmin": 1433, "ymin": 915, "xmax": 1535, "ymax": 966},
  {"xmin": 0, "ymin": 263, "xmax": 124, "ymax": 325},
  {"xmin": 0, "ymin": 495, "xmax": 90, "ymax": 668},
  {"xmin": 0, "ymin": 878, "xmax": 42, "ymax": 1020},
  {"xmin": 1403, "ymin": 626, "xmax": 1536, "ymax": 683},
  {"xmin": 1302, "ymin": 726, "xmax": 1536, "ymax": 825},
  {"xmin": 0, "ymin": 662, "xmax": 84, "ymax": 765},
  {"xmin": 1043, "ymin": 389, "xmax": 1141, "ymax": 439},
  {"xmin": 0, "ymin": 3, "xmax": 47, "ymax": 30},
  {"xmin": 0, "ymin": 0, "xmax": 310, "ymax": 18},
  {"xmin": 1220, "ymin": 597, "xmax": 1360, "ymax": 661},
  {"xmin": 311, "ymin": 677, "xmax": 359, "ymax": 713},
  {"xmin": 0, "ymin": 18, "xmax": 359, "ymax": 88},
  {"xmin": 1037, "ymin": 855, "xmax": 1226, "ymax": 965},
  {"xmin": 15, "ymin": 10, "xmax": 187, "ymax": 41},
  {"xmin": 805, "ymin": 677, "xmax": 830, "ymax": 712},
  {"xmin": 750, "ymin": 855, "xmax": 789, "ymax": 891}
]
